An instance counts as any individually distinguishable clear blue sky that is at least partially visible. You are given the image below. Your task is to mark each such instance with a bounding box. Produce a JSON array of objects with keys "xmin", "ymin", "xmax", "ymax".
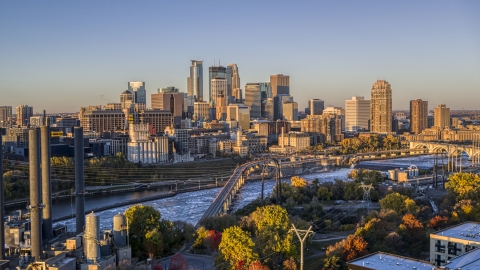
[{"xmin": 1, "ymin": 1, "xmax": 479, "ymax": 113}]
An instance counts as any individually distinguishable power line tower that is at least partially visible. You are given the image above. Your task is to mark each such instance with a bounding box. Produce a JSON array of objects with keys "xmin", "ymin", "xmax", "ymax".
[
  {"xmin": 291, "ymin": 223, "xmax": 314, "ymax": 270},
  {"xmin": 261, "ymin": 163, "xmax": 268, "ymax": 202},
  {"xmin": 358, "ymin": 182, "xmax": 374, "ymax": 210}
]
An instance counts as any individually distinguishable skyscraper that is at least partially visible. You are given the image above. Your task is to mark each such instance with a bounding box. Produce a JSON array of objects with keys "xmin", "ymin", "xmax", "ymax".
[
  {"xmin": 309, "ymin": 99, "xmax": 325, "ymax": 115},
  {"xmin": 187, "ymin": 60, "xmax": 204, "ymax": 102},
  {"xmin": 410, "ymin": 99, "xmax": 428, "ymax": 134},
  {"xmin": 227, "ymin": 64, "xmax": 240, "ymax": 98},
  {"xmin": 282, "ymin": 101, "xmax": 298, "ymax": 121},
  {"xmin": 226, "ymin": 104, "xmax": 250, "ymax": 130},
  {"xmin": 151, "ymin": 87, "xmax": 184, "ymax": 128},
  {"xmin": 345, "ymin": 96, "xmax": 370, "ymax": 132},
  {"xmin": 211, "ymin": 77, "xmax": 227, "ymax": 105},
  {"xmin": 0, "ymin": 106, "xmax": 12, "ymax": 128},
  {"xmin": 128, "ymin": 81, "xmax": 146, "ymax": 105},
  {"xmin": 370, "ymin": 80, "xmax": 392, "ymax": 133},
  {"xmin": 273, "ymin": 94, "xmax": 292, "ymax": 120},
  {"xmin": 270, "ymin": 74, "xmax": 290, "ymax": 97},
  {"xmin": 16, "ymin": 105, "xmax": 33, "ymax": 126},
  {"xmin": 434, "ymin": 104, "xmax": 450, "ymax": 129},
  {"xmin": 120, "ymin": 90, "xmax": 135, "ymax": 109},
  {"xmin": 209, "ymin": 66, "xmax": 226, "ymax": 102},
  {"xmin": 244, "ymin": 83, "xmax": 261, "ymax": 118}
]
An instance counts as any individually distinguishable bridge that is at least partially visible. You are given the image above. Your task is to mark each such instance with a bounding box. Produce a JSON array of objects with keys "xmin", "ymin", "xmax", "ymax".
[{"xmin": 410, "ymin": 141, "xmax": 480, "ymax": 163}]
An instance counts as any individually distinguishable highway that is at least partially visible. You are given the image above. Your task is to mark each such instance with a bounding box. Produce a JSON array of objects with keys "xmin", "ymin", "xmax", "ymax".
[{"xmin": 196, "ymin": 160, "xmax": 263, "ymax": 227}]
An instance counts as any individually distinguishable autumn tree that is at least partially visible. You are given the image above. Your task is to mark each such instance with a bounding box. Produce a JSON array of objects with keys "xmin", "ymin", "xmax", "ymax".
[
  {"xmin": 282, "ymin": 257, "xmax": 297, "ymax": 270},
  {"xmin": 383, "ymin": 232, "xmax": 404, "ymax": 253},
  {"xmin": 379, "ymin": 192, "xmax": 418, "ymax": 214},
  {"xmin": 248, "ymin": 261, "xmax": 270, "ymax": 270},
  {"xmin": 342, "ymin": 234, "xmax": 368, "ymax": 261},
  {"xmin": 125, "ymin": 205, "xmax": 161, "ymax": 242},
  {"xmin": 322, "ymin": 256, "xmax": 342, "ymax": 270},
  {"xmin": 445, "ymin": 173, "xmax": 480, "ymax": 200},
  {"xmin": 144, "ymin": 228, "xmax": 164, "ymax": 259},
  {"xmin": 429, "ymin": 216, "xmax": 449, "ymax": 230},
  {"xmin": 219, "ymin": 226, "xmax": 258, "ymax": 269},
  {"xmin": 398, "ymin": 214, "xmax": 427, "ymax": 258},
  {"xmin": 169, "ymin": 253, "xmax": 188, "ymax": 270},
  {"xmin": 291, "ymin": 176, "xmax": 307, "ymax": 188}
]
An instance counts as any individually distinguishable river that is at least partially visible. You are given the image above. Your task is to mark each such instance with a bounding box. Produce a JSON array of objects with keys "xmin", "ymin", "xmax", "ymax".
[{"xmin": 52, "ymin": 154, "xmax": 470, "ymax": 231}]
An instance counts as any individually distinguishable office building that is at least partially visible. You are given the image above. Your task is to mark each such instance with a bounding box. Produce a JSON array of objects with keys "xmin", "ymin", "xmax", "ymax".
[
  {"xmin": 128, "ymin": 81, "xmax": 146, "ymax": 105},
  {"xmin": 274, "ymin": 94, "xmax": 293, "ymax": 120},
  {"xmin": 259, "ymin": 82, "xmax": 272, "ymax": 99},
  {"xmin": 309, "ymin": 99, "xmax": 324, "ymax": 115},
  {"xmin": 282, "ymin": 101, "xmax": 298, "ymax": 121},
  {"xmin": 434, "ymin": 104, "xmax": 451, "ymax": 129},
  {"xmin": 209, "ymin": 66, "xmax": 226, "ymax": 102},
  {"xmin": 187, "ymin": 60, "xmax": 204, "ymax": 102},
  {"xmin": 262, "ymin": 98, "xmax": 274, "ymax": 120},
  {"xmin": 226, "ymin": 64, "xmax": 240, "ymax": 98},
  {"xmin": 345, "ymin": 96, "xmax": 370, "ymax": 132},
  {"xmin": 226, "ymin": 104, "xmax": 250, "ymax": 130},
  {"xmin": 347, "ymin": 252, "xmax": 435, "ymax": 270},
  {"xmin": 0, "ymin": 106, "xmax": 12, "ymax": 128},
  {"xmin": 16, "ymin": 105, "xmax": 33, "ymax": 126},
  {"xmin": 211, "ymin": 77, "xmax": 227, "ymax": 105},
  {"xmin": 216, "ymin": 90, "xmax": 227, "ymax": 121},
  {"xmin": 270, "ymin": 74, "xmax": 290, "ymax": 97},
  {"xmin": 194, "ymin": 101, "xmax": 210, "ymax": 121},
  {"xmin": 151, "ymin": 87, "xmax": 184, "ymax": 128},
  {"xmin": 120, "ymin": 90, "xmax": 135, "ymax": 109},
  {"xmin": 370, "ymin": 80, "xmax": 392, "ymax": 133},
  {"xmin": 244, "ymin": 83, "xmax": 261, "ymax": 118},
  {"xmin": 430, "ymin": 222, "xmax": 480, "ymax": 266},
  {"xmin": 410, "ymin": 99, "xmax": 428, "ymax": 134},
  {"xmin": 233, "ymin": 88, "xmax": 243, "ymax": 103},
  {"xmin": 30, "ymin": 115, "xmax": 54, "ymax": 127}
]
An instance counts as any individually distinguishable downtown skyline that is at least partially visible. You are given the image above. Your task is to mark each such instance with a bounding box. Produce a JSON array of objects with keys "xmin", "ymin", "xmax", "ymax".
[{"xmin": 1, "ymin": 1, "xmax": 479, "ymax": 113}]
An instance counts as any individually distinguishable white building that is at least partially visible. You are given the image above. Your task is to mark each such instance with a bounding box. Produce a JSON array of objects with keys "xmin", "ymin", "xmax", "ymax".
[
  {"xmin": 345, "ymin": 96, "xmax": 370, "ymax": 132},
  {"xmin": 127, "ymin": 124, "xmax": 168, "ymax": 164}
]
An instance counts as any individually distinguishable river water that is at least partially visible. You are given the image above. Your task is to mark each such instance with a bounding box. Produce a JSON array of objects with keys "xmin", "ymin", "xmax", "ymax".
[{"xmin": 53, "ymin": 154, "xmax": 471, "ymax": 231}]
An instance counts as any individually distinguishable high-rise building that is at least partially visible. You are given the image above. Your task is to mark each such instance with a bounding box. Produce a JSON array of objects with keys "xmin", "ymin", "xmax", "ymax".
[
  {"xmin": 410, "ymin": 99, "xmax": 428, "ymax": 134},
  {"xmin": 226, "ymin": 64, "xmax": 240, "ymax": 98},
  {"xmin": 370, "ymin": 80, "xmax": 392, "ymax": 133},
  {"xmin": 209, "ymin": 66, "xmax": 226, "ymax": 102},
  {"xmin": 270, "ymin": 74, "xmax": 290, "ymax": 97},
  {"xmin": 434, "ymin": 104, "xmax": 451, "ymax": 129},
  {"xmin": 194, "ymin": 101, "xmax": 210, "ymax": 121},
  {"xmin": 245, "ymin": 83, "xmax": 261, "ymax": 118},
  {"xmin": 16, "ymin": 105, "xmax": 33, "ymax": 126},
  {"xmin": 282, "ymin": 101, "xmax": 298, "ymax": 121},
  {"xmin": 345, "ymin": 96, "xmax": 370, "ymax": 132},
  {"xmin": 211, "ymin": 77, "xmax": 227, "ymax": 105},
  {"xmin": 0, "ymin": 106, "xmax": 12, "ymax": 128},
  {"xmin": 151, "ymin": 87, "xmax": 184, "ymax": 128},
  {"xmin": 273, "ymin": 95, "xmax": 293, "ymax": 120},
  {"xmin": 187, "ymin": 60, "xmax": 204, "ymax": 102},
  {"xmin": 233, "ymin": 88, "xmax": 243, "ymax": 103},
  {"xmin": 309, "ymin": 99, "xmax": 324, "ymax": 115},
  {"xmin": 128, "ymin": 81, "xmax": 146, "ymax": 105},
  {"xmin": 216, "ymin": 90, "xmax": 227, "ymax": 121},
  {"xmin": 120, "ymin": 90, "xmax": 135, "ymax": 109},
  {"xmin": 226, "ymin": 104, "xmax": 250, "ymax": 130},
  {"xmin": 259, "ymin": 82, "xmax": 272, "ymax": 99}
]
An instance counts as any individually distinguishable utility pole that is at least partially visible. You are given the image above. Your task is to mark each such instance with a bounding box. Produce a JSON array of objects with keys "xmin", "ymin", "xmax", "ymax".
[
  {"xmin": 261, "ymin": 163, "xmax": 268, "ymax": 202},
  {"xmin": 358, "ymin": 182, "xmax": 374, "ymax": 210},
  {"xmin": 291, "ymin": 223, "xmax": 314, "ymax": 270}
]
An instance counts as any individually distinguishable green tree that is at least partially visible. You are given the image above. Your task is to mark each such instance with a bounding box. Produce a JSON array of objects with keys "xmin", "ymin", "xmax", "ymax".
[
  {"xmin": 219, "ymin": 226, "xmax": 258, "ymax": 269},
  {"xmin": 322, "ymin": 256, "xmax": 342, "ymax": 270},
  {"xmin": 318, "ymin": 187, "xmax": 333, "ymax": 201},
  {"xmin": 144, "ymin": 228, "xmax": 164, "ymax": 259},
  {"xmin": 379, "ymin": 192, "xmax": 418, "ymax": 214}
]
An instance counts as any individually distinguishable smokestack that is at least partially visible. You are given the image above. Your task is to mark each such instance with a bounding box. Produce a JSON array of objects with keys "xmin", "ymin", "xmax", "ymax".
[
  {"xmin": 41, "ymin": 125, "xmax": 52, "ymax": 240},
  {"xmin": 29, "ymin": 128, "xmax": 42, "ymax": 261},
  {"xmin": 0, "ymin": 128, "xmax": 5, "ymax": 260},
  {"xmin": 74, "ymin": 127, "xmax": 85, "ymax": 234}
]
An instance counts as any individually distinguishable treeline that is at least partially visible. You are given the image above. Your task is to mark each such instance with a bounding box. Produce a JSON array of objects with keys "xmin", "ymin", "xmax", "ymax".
[{"xmin": 338, "ymin": 134, "xmax": 401, "ymax": 154}]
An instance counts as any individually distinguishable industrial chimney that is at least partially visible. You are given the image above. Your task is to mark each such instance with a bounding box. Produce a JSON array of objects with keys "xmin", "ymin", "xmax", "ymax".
[
  {"xmin": 29, "ymin": 128, "xmax": 42, "ymax": 261},
  {"xmin": 41, "ymin": 123, "xmax": 53, "ymax": 240},
  {"xmin": 74, "ymin": 127, "xmax": 85, "ymax": 234}
]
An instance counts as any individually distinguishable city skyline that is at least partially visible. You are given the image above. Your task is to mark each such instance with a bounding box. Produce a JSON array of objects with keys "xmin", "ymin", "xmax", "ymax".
[{"xmin": 1, "ymin": 1, "xmax": 479, "ymax": 113}]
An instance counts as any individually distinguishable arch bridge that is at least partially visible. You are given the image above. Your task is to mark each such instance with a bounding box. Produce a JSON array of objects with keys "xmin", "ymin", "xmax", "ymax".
[{"xmin": 409, "ymin": 141, "xmax": 480, "ymax": 161}]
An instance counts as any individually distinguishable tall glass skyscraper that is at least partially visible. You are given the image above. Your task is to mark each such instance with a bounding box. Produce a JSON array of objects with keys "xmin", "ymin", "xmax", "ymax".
[
  {"xmin": 370, "ymin": 80, "xmax": 392, "ymax": 133},
  {"xmin": 187, "ymin": 60, "xmax": 204, "ymax": 102},
  {"xmin": 128, "ymin": 81, "xmax": 147, "ymax": 105}
]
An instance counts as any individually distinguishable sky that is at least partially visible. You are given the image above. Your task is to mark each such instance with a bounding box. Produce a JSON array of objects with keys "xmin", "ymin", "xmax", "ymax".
[{"xmin": 1, "ymin": 1, "xmax": 479, "ymax": 113}]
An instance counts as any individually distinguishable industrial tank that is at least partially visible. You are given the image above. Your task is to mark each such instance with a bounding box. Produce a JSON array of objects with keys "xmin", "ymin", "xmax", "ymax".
[
  {"xmin": 113, "ymin": 213, "xmax": 127, "ymax": 247},
  {"xmin": 85, "ymin": 212, "xmax": 100, "ymax": 262}
]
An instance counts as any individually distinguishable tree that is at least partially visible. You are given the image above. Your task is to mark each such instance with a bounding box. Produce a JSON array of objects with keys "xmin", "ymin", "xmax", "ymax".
[
  {"xmin": 398, "ymin": 214, "xmax": 426, "ymax": 258},
  {"xmin": 248, "ymin": 261, "xmax": 270, "ymax": 270},
  {"xmin": 124, "ymin": 205, "xmax": 161, "ymax": 242},
  {"xmin": 429, "ymin": 215, "xmax": 449, "ymax": 230},
  {"xmin": 342, "ymin": 234, "xmax": 368, "ymax": 261},
  {"xmin": 445, "ymin": 173, "xmax": 480, "ymax": 200},
  {"xmin": 250, "ymin": 205, "xmax": 295, "ymax": 260},
  {"xmin": 291, "ymin": 176, "xmax": 307, "ymax": 188},
  {"xmin": 318, "ymin": 187, "xmax": 333, "ymax": 201},
  {"xmin": 169, "ymin": 253, "xmax": 188, "ymax": 270},
  {"xmin": 219, "ymin": 226, "xmax": 258, "ymax": 269},
  {"xmin": 379, "ymin": 192, "xmax": 418, "ymax": 214},
  {"xmin": 383, "ymin": 232, "xmax": 403, "ymax": 253},
  {"xmin": 144, "ymin": 228, "xmax": 164, "ymax": 259},
  {"xmin": 322, "ymin": 256, "xmax": 342, "ymax": 270},
  {"xmin": 282, "ymin": 257, "xmax": 297, "ymax": 270}
]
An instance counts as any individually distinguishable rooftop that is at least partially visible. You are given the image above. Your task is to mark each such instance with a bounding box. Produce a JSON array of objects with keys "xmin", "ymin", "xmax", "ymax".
[
  {"xmin": 431, "ymin": 222, "xmax": 480, "ymax": 242},
  {"xmin": 443, "ymin": 248, "xmax": 480, "ymax": 269},
  {"xmin": 347, "ymin": 252, "xmax": 435, "ymax": 270}
]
